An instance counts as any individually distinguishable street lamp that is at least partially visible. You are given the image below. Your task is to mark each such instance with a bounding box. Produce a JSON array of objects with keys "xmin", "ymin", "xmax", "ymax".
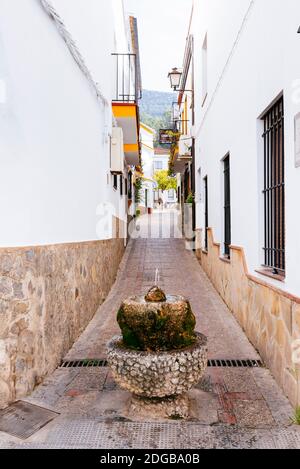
[{"xmin": 168, "ymin": 67, "xmax": 182, "ymax": 91}]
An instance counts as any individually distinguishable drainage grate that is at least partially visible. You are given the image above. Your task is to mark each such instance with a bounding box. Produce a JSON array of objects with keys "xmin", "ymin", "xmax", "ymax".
[
  {"xmin": 60, "ymin": 358, "xmax": 263, "ymax": 369},
  {"xmin": 0, "ymin": 401, "xmax": 59, "ymax": 440},
  {"xmin": 60, "ymin": 359, "xmax": 108, "ymax": 368},
  {"xmin": 207, "ymin": 359, "xmax": 263, "ymax": 368}
]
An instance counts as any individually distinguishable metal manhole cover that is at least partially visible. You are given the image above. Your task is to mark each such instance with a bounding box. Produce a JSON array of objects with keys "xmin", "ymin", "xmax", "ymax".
[{"xmin": 0, "ymin": 401, "xmax": 60, "ymax": 440}]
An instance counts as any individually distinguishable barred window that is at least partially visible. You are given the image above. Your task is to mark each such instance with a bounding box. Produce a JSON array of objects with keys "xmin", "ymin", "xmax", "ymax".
[
  {"xmin": 128, "ymin": 172, "xmax": 132, "ymax": 200},
  {"xmin": 204, "ymin": 176, "xmax": 208, "ymax": 251},
  {"xmin": 262, "ymin": 96, "xmax": 285, "ymax": 274},
  {"xmin": 113, "ymin": 174, "xmax": 118, "ymax": 190},
  {"xmin": 224, "ymin": 155, "xmax": 231, "ymax": 258},
  {"xmin": 120, "ymin": 176, "xmax": 123, "ymax": 196}
]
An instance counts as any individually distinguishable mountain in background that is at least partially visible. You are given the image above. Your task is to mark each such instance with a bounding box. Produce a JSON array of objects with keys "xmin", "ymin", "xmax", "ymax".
[
  {"xmin": 140, "ymin": 89, "xmax": 176, "ymax": 117},
  {"xmin": 140, "ymin": 89, "xmax": 176, "ymax": 146}
]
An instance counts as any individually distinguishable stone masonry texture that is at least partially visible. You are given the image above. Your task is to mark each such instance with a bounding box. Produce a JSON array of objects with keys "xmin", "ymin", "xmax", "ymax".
[
  {"xmin": 107, "ymin": 332, "xmax": 208, "ymax": 398},
  {"xmin": 0, "ymin": 238, "xmax": 125, "ymax": 408},
  {"xmin": 196, "ymin": 228, "xmax": 300, "ymax": 407}
]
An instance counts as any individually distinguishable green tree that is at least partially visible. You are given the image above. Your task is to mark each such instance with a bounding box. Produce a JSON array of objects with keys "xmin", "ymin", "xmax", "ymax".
[
  {"xmin": 140, "ymin": 110, "xmax": 173, "ymax": 148},
  {"xmin": 154, "ymin": 170, "xmax": 177, "ymax": 191}
]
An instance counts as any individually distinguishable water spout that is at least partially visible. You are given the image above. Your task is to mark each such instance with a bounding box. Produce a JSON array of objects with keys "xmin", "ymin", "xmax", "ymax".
[{"xmin": 155, "ymin": 268, "xmax": 160, "ymax": 286}]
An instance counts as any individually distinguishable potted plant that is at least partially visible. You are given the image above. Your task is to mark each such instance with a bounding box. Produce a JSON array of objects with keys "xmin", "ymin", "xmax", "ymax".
[
  {"xmin": 186, "ymin": 192, "xmax": 194, "ymax": 204},
  {"xmin": 184, "ymin": 192, "xmax": 194, "ymax": 239}
]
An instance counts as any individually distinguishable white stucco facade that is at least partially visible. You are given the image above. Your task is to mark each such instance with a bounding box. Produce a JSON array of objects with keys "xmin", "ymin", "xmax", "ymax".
[
  {"xmin": 140, "ymin": 124, "xmax": 155, "ymax": 210},
  {"xmin": 153, "ymin": 151, "xmax": 178, "ymax": 207},
  {"xmin": 188, "ymin": 0, "xmax": 300, "ymax": 297},
  {"xmin": 0, "ymin": 0, "xmax": 130, "ymax": 247}
]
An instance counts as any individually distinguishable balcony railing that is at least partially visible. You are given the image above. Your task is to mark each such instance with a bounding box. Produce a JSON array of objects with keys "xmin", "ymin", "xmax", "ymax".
[{"xmin": 112, "ymin": 53, "xmax": 141, "ymax": 103}]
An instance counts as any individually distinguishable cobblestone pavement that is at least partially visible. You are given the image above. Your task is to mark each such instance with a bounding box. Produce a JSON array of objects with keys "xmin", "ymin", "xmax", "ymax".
[{"xmin": 1, "ymin": 211, "xmax": 299, "ymax": 449}]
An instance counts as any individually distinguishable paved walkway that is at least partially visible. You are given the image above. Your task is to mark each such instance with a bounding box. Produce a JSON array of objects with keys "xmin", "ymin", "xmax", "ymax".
[{"xmin": 0, "ymin": 211, "xmax": 299, "ymax": 449}]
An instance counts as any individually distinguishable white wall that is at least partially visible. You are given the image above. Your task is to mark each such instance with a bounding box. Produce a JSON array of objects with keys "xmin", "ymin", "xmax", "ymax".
[
  {"xmin": 141, "ymin": 127, "xmax": 155, "ymax": 179},
  {"xmin": 162, "ymin": 190, "xmax": 177, "ymax": 204},
  {"xmin": 153, "ymin": 155, "xmax": 169, "ymax": 171},
  {"xmin": 0, "ymin": 0, "xmax": 128, "ymax": 247},
  {"xmin": 112, "ymin": 0, "xmax": 130, "ymax": 53},
  {"xmin": 192, "ymin": 0, "xmax": 300, "ymax": 296}
]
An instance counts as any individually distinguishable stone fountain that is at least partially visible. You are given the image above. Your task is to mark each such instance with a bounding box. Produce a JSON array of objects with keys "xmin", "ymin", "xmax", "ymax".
[{"xmin": 107, "ymin": 283, "xmax": 208, "ymax": 420}]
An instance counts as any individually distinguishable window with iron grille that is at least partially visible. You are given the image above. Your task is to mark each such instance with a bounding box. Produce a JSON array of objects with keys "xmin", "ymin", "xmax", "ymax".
[
  {"xmin": 262, "ymin": 96, "xmax": 285, "ymax": 274},
  {"xmin": 113, "ymin": 174, "xmax": 118, "ymax": 190},
  {"xmin": 204, "ymin": 176, "xmax": 208, "ymax": 251},
  {"xmin": 120, "ymin": 176, "xmax": 123, "ymax": 196},
  {"xmin": 184, "ymin": 166, "xmax": 190, "ymax": 201},
  {"xmin": 128, "ymin": 172, "xmax": 132, "ymax": 200},
  {"xmin": 154, "ymin": 161, "xmax": 163, "ymax": 170},
  {"xmin": 224, "ymin": 155, "xmax": 231, "ymax": 258}
]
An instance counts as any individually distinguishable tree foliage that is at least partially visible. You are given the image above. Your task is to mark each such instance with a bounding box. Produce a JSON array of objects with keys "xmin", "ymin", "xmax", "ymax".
[
  {"xmin": 134, "ymin": 177, "xmax": 143, "ymax": 204},
  {"xmin": 140, "ymin": 90, "xmax": 176, "ymax": 150},
  {"xmin": 140, "ymin": 90, "xmax": 176, "ymax": 118},
  {"xmin": 140, "ymin": 110, "xmax": 173, "ymax": 148},
  {"xmin": 154, "ymin": 170, "xmax": 177, "ymax": 191}
]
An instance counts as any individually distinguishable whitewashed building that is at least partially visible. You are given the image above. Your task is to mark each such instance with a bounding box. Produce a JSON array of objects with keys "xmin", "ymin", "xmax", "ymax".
[
  {"xmin": 174, "ymin": 0, "xmax": 300, "ymax": 405},
  {"xmin": 153, "ymin": 149, "xmax": 177, "ymax": 207},
  {"xmin": 139, "ymin": 123, "xmax": 156, "ymax": 213},
  {"xmin": 0, "ymin": 0, "xmax": 142, "ymax": 407},
  {"xmin": 153, "ymin": 149, "xmax": 169, "ymax": 172}
]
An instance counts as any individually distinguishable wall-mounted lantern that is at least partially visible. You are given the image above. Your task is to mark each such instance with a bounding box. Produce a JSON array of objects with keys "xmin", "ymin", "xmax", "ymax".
[{"xmin": 168, "ymin": 67, "xmax": 182, "ymax": 91}]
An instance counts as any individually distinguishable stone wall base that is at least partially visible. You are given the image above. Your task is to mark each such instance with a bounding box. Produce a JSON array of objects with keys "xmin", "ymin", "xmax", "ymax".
[
  {"xmin": 195, "ymin": 228, "xmax": 300, "ymax": 407},
  {"xmin": 0, "ymin": 236, "xmax": 125, "ymax": 408}
]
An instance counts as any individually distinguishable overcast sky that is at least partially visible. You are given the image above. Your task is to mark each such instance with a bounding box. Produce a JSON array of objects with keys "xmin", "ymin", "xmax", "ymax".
[{"xmin": 124, "ymin": 0, "xmax": 193, "ymax": 92}]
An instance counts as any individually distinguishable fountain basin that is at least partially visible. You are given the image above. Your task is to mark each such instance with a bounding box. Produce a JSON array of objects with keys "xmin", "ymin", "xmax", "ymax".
[
  {"xmin": 107, "ymin": 332, "xmax": 208, "ymax": 398},
  {"xmin": 117, "ymin": 291, "xmax": 197, "ymax": 352}
]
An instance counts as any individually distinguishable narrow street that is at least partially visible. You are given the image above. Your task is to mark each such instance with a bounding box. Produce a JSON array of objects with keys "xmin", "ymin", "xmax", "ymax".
[
  {"xmin": 1, "ymin": 0, "xmax": 300, "ymax": 455},
  {"xmin": 0, "ymin": 211, "xmax": 299, "ymax": 449}
]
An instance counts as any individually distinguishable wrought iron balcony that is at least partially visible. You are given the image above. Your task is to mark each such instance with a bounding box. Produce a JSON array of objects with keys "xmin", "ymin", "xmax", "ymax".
[{"xmin": 112, "ymin": 53, "xmax": 142, "ymax": 103}]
